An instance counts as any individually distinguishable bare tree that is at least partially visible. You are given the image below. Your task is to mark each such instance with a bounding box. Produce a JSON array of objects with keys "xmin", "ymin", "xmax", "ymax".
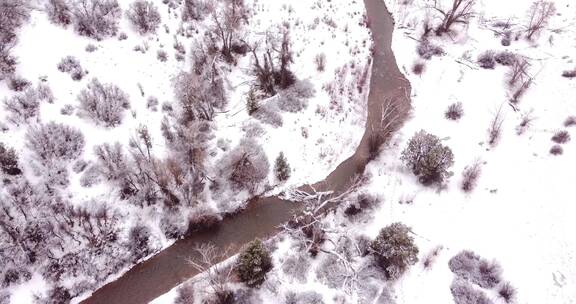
[
  {"xmin": 126, "ymin": 0, "xmax": 161, "ymax": 35},
  {"xmin": 433, "ymin": 0, "xmax": 474, "ymax": 34},
  {"xmin": 188, "ymin": 244, "xmax": 234, "ymax": 302},
  {"xmin": 211, "ymin": 0, "xmax": 247, "ymax": 62},
  {"xmin": 77, "ymin": 78, "xmax": 130, "ymax": 127},
  {"xmin": 525, "ymin": 1, "xmax": 555, "ymax": 40},
  {"xmin": 71, "ymin": 0, "xmax": 122, "ymax": 40}
]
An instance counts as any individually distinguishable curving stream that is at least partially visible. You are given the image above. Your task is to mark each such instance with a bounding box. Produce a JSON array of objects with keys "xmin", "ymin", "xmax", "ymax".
[{"xmin": 82, "ymin": 0, "xmax": 410, "ymax": 303}]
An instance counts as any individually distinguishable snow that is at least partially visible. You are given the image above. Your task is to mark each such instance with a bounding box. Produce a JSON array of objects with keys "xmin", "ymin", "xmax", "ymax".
[
  {"xmin": 0, "ymin": 0, "xmax": 370, "ymax": 302},
  {"xmin": 362, "ymin": 0, "xmax": 576, "ymax": 303}
]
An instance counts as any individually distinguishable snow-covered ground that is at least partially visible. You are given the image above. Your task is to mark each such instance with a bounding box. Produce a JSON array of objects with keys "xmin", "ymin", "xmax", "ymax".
[
  {"xmin": 152, "ymin": 0, "xmax": 576, "ymax": 303},
  {"xmin": 364, "ymin": 0, "xmax": 576, "ymax": 303},
  {"xmin": 0, "ymin": 0, "xmax": 370, "ymax": 302}
]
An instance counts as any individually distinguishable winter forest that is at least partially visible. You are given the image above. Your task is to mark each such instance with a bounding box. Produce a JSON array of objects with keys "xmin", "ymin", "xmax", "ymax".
[{"xmin": 0, "ymin": 0, "xmax": 575, "ymax": 304}]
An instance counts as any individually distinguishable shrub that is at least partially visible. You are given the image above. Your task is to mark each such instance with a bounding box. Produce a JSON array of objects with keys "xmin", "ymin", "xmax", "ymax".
[
  {"xmin": 157, "ymin": 49, "xmax": 168, "ymax": 62},
  {"xmin": 561, "ymin": 69, "xmax": 576, "ymax": 79},
  {"xmin": 46, "ymin": 0, "xmax": 72, "ymax": 27},
  {"xmin": 61, "ymin": 104, "xmax": 75, "ymax": 115},
  {"xmin": 450, "ymin": 279, "xmax": 493, "ymax": 304},
  {"xmin": 449, "ymin": 251, "xmax": 502, "ymax": 289},
  {"xmin": 277, "ymin": 80, "xmax": 314, "ymax": 113},
  {"xmin": 42, "ymin": 286, "xmax": 72, "ymax": 304},
  {"xmin": 497, "ymin": 281, "xmax": 516, "ymax": 303},
  {"xmin": 488, "ymin": 108, "xmax": 504, "ymax": 147},
  {"xmin": 445, "ymin": 102, "xmax": 463, "ymax": 120},
  {"xmin": 253, "ymin": 102, "xmax": 283, "ymax": 127},
  {"xmin": 175, "ymin": 282, "xmax": 195, "ymax": 304},
  {"xmin": 494, "ymin": 51, "xmax": 516, "ymax": 66},
  {"xmin": 274, "ymin": 152, "xmax": 290, "ymax": 182},
  {"xmin": 7, "ymin": 75, "xmax": 31, "ymax": 92},
  {"xmin": 285, "ymin": 291, "xmax": 324, "ymax": 304},
  {"xmin": 417, "ymin": 41, "xmax": 444, "ymax": 60},
  {"xmin": 0, "ymin": 143, "xmax": 21, "ymax": 175},
  {"xmin": 549, "ymin": 145, "xmax": 562, "ymax": 156},
  {"xmin": 182, "ymin": 0, "xmax": 211, "ymax": 22},
  {"xmin": 219, "ymin": 138, "xmax": 270, "ymax": 193},
  {"xmin": 370, "ymin": 222, "xmax": 419, "ymax": 280},
  {"xmin": 0, "ymin": 51, "xmax": 17, "ymax": 80},
  {"xmin": 282, "ymin": 253, "xmax": 310, "ymax": 283},
  {"xmin": 26, "ymin": 122, "xmax": 85, "ymax": 162},
  {"xmin": 3, "ymin": 89, "xmax": 40, "ymax": 125},
  {"xmin": 551, "ymin": 130, "xmax": 570, "ymax": 144},
  {"xmin": 477, "ymin": 51, "xmax": 496, "ymax": 69},
  {"xmin": 412, "ymin": 62, "xmax": 425, "ymax": 75},
  {"xmin": 564, "ymin": 116, "xmax": 576, "ymax": 127},
  {"xmin": 85, "ymin": 43, "xmax": 97, "ymax": 52},
  {"xmin": 57, "ymin": 56, "xmax": 86, "ymax": 80},
  {"xmin": 126, "ymin": 0, "xmax": 161, "ymax": 34},
  {"xmin": 401, "ymin": 130, "xmax": 454, "ymax": 185},
  {"xmin": 71, "ymin": 0, "xmax": 122, "ymax": 40},
  {"xmin": 77, "ymin": 78, "xmax": 130, "ymax": 127},
  {"xmin": 127, "ymin": 224, "xmax": 153, "ymax": 261},
  {"xmin": 235, "ymin": 239, "xmax": 273, "ymax": 287},
  {"xmin": 461, "ymin": 161, "xmax": 481, "ymax": 193},
  {"xmin": 314, "ymin": 53, "xmax": 326, "ymax": 72}
]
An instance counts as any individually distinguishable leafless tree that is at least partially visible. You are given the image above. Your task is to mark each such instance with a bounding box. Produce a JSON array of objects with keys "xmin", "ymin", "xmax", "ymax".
[
  {"xmin": 77, "ymin": 78, "xmax": 130, "ymax": 127},
  {"xmin": 211, "ymin": 0, "xmax": 248, "ymax": 62},
  {"xmin": 506, "ymin": 58, "xmax": 529, "ymax": 87},
  {"xmin": 433, "ymin": 0, "xmax": 475, "ymax": 34},
  {"xmin": 525, "ymin": 1, "xmax": 555, "ymax": 40},
  {"xmin": 126, "ymin": 0, "xmax": 161, "ymax": 35},
  {"xmin": 71, "ymin": 0, "xmax": 121, "ymax": 40},
  {"xmin": 188, "ymin": 243, "xmax": 234, "ymax": 302}
]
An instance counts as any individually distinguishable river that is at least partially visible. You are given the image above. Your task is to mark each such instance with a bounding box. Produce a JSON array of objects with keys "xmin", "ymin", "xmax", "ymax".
[{"xmin": 82, "ymin": 0, "xmax": 410, "ymax": 302}]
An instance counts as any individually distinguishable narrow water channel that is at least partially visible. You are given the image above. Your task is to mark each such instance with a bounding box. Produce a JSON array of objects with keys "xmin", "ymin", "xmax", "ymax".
[{"xmin": 82, "ymin": 0, "xmax": 410, "ymax": 303}]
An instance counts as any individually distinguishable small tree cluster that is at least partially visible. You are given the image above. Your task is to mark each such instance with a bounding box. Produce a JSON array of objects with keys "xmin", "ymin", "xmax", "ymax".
[
  {"xmin": 71, "ymin": 0, "xmax": 122, "ymax": 40},
  {"xmin": 434, "ymin": 0, "xmax": 475, "ymax": 35},
  {"xmin": 235, "ymin": 239, "xmax": 273, "ymax": 287},
  {"xmin": 77, "ymin": 78, "xmax": 130, "ymax": 127},
  {"xmin": 370, "ymin": 222, "xmax": 419, "ymax": 280},
  {"xmin": 126, "ymin": 0, "xmax": 161, "ymax": 35},
  {"xmin": 401, "ymin": 130, "xmax": 454, "ymax": 185}
]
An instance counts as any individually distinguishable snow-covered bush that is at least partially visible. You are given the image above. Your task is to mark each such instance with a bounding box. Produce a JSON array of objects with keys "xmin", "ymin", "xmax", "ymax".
[
  {"xmin": 564, "ymin": 116, "xmax": 576, "ymax": 127},
  {"xmin": 175, "ymin": 282, "xmax": 195, "ymax": 304},
  {"xmin": 71, "ymin": 0, "xmax": 121, "ymax": 40},
  {"xmin": 0, "ymin": 49, "xmax": 17, "ymax": 80},
  {"xmin": 497, "ymin": 281, "xmax": 516, "ymax": 303},
  {"xmin": 401, "ymin": 130, "xmax": 454, "ymax": 185},
  {"xmin": 218, "ymin": 138, "xmax": 269, "ymax": 193},
  {"xmin": 450, "ymin": 279, "xmax": 493, "ymax": 304},
  {"xmin": 550, "ymin": 145, "xmax": 563, "ymax": 155},
  {"xmin": 370, "ymin": 222, "xmax": 419, "ymax": 280},
  {"xmin": 285, "ymin": 291, "xmax": 325, "ymax": 304},
  {"xmin": 157, "ymin": 49, "xmax": 168, "ymax": 62},
  {"xmin": 494, "ymin": 51, "xmax": 517, "ymax": 66},
  {"xmin": 445, "ymin": 102, "xmax": 463, "ymax": 120},
  {"xmin": 449, "ymin": 250, "xmax": 502, "ymax": 289},
  {"xmin": 477, "ymin": 51, "xmax": 496, "ymax": 69},
  {"xmin": 93, "ymin": 142, "xmax": 127, "ymax": 181},
  {"xmin": 460, "ymin": 161, "xmax": 481, "ymax": 193},
  {"xmin": 274, "ymin": 152, "xmax": 290, "ymax": 182},
  {"xmin": 127, "ymin": 0, "xmax": 161, "ymax": 34},
  {"xmin": 57, "ymin": 56, "xmax": 86, "ymax": 80},
  {"xmin": 0, "ymin": 0, "xmax": 30, "ymax": 39},
  {"xmin": 26, "ymin": 122, "xmax": 85, "ymax": 162},
  {"xmin": 173, "ymin": 71, "xmax": 225, "ymax": 122},
  {"xmin": 551, "ymin": 130, "xmax": 570, "ymax": 144},
  {"xmin": 182, "ymin": 0, "xmax": 211, "ymax": 22},
  {"xmin": 525, "ymin": 1, "xmax": 556, "ymax": 40},
  {"xmin": 235, "ymin": 239, "xmax": 273, "ymax": 287},
  {"xmin": 412, "ymin": 62, "xmax": 425, "ymax": 75},
  {"xmin": 160, "ymin": 212, "xmax": 188, "ymax": 239},
  {"xmin": 253, "ymin": 102, "xmax": 283, "ymax": 127},
  {"xmin": 7, "ymin": 75, "xmax": 31, "ymax": 92},
  {"xmin": 0, "ymin": 143, "xmax": 21, "ymax": 175},
  {"xmin": 417, "ymin": 41, "xmax": 444, "ymax": 60},
  {"xmin": 314, "ymin": 53, "xmax": 326, "ymax": 72},
  {"xmin": 127, "ymin": 224, "xmax": 154, "ymax": 261},
  {"xmin": 316, "ymin": 255, "xmax": 348, "ymax": 288},
  {"xmin": 282, "ymin": 253, "xmax": 310, "ymax": 283},
  {"xmin": 277, "ymin": 80, "xmax": 314, "ymax": 113},
  {"xmin": 77, "ymin": 78, "xmax": 130, "ymax": 127},
  {"xmin": 45, "ymin": 0, "xmax": 72, "ymax": 27},
  {"xmin": 3, "ymin": 89, "xmax": 40, "ymax": 125},
  {"xmin": 2, "ymin": 268, "xmax": 31, "ymax": 287},
  {"xmin": 38, "ymin": 286, "xmax": 72, "ymax": 304}
]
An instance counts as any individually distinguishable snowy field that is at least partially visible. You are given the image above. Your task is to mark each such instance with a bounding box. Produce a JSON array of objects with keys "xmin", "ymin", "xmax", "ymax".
[
  {"xmin": 154, "ymin": 0, "xmax": 576, "ymax": 303},
  {"xmin": 0, "ymin": 0, "xmax": 369, "ymax": 302}
]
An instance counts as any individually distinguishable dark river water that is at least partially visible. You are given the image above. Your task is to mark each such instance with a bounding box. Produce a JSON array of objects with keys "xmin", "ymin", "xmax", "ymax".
[{"xmin": 81, "ymin": 0, "xmax": 410, "ymax": 303}]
